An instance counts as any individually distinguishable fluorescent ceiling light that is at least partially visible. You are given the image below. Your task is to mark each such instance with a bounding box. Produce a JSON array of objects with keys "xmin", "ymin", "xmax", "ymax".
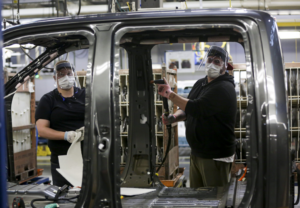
[{"xmin": 278, "ymin": 31, "xmax": 300, "ymax": 39}]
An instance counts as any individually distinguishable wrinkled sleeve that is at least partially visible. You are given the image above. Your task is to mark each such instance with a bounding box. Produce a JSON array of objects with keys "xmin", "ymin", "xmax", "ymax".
[{"xmin": 185, "ymin": 86, "xmax": 231, "ymax": 118}]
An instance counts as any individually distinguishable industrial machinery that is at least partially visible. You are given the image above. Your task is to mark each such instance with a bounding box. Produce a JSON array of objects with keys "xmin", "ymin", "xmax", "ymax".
[{"xmin": 2, "ymin": 9, "xmax": 291, "ymax": 208}]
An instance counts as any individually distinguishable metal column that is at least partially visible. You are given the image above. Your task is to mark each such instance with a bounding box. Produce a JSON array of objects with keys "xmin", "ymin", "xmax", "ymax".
[{"xmin": 0, "ymin": 1, "xmax": 8, "ymax": 206}]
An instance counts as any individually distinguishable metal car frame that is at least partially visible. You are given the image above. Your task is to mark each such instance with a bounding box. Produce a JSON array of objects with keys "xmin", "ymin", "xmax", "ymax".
[{"xmin": 3, "ymin": 9, "xmax": 290, "ymax": 207}]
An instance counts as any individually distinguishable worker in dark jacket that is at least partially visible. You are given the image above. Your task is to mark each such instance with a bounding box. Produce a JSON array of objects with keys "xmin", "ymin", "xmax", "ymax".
[{"xmin": 157, "ymin": 46, "xmax": 237, "ymax": 188}]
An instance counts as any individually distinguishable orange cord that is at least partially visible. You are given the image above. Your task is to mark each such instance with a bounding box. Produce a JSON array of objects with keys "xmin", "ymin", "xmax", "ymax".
[{"xmin": 238, "ymin": 166, "xmax": 247, "ymax": 181}]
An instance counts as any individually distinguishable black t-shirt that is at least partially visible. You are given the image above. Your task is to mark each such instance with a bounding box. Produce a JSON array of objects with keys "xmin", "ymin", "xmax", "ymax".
[{"xmin": 35, "ymin": 87, "xmax": 85, "ymax": 163}]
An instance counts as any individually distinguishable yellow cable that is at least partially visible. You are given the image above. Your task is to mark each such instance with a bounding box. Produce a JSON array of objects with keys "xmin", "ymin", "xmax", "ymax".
[
  {"xmin": 126, "ymin": 2, "xmax": 131, "ymax": 11},
  {"xmin": 296, "ymin": 39, "xmax": 298, "ymax": 62},
  {"xmin": 296, "ymin": 26, "xmax": 298, "ymax": 62},
  {"xmin": 204, "ymin": 43, "xmax": 210, "ymax": 49},
  {"xmin": 229, "ymin": 0, "xmax": 232, "ymax": 7},
  {"xmin": 185, "ymin": 1, "xmax": 188, "ymax": 9},
  {"xmin": 221, "ymin": 42, "xmax": 227, "ymax": 48}
]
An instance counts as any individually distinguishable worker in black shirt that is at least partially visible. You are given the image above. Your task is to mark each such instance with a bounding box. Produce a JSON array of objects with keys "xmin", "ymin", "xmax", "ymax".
[
  {"xmin": 157, "ymin": 46, "xmax": 237, "ymax": 188},
  {"xmin": 35, "ymin": 60, "xmax": 85, "ymax": 187}
]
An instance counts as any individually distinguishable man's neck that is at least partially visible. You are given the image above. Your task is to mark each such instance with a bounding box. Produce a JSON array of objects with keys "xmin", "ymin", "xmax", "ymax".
[
  {"xmin": 207, "ymin": 77, "xmax": 215, "ymax": 83},
  {"xmin": 57, "ymin": 87, "xmax": 74, "ymax": 97}
]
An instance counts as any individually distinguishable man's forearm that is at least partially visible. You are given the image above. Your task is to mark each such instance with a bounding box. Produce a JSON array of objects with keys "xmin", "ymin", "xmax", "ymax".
[
  {"xmin": 169, "ymin": 92, "xmax": 189, "ymax": 112},
  {"xmin": 174, "ymin": 109, "xmax": 187, "ymax": 122},
  {"xmin": 38, "ymin": 127, "xmax": 65, "ymax": 140}
]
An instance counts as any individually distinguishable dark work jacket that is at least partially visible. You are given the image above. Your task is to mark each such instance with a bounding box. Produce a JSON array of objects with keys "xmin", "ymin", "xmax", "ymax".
[{"xmin": 185, "ymin": 73, "xmax": 237, "ymax": 159}]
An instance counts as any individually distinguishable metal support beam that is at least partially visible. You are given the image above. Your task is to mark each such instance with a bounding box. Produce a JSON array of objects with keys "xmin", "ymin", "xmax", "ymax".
[{"xmin": 0, "ymin": 0, "xmax": 8, "ymax": 206}]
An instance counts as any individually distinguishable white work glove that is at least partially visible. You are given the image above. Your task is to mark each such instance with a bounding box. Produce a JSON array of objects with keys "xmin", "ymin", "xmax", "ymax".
[
  {"xmin": 64, "ymin": 131, "xmax": 82, "ymax": 143},
  {"xmin": 157, "ymin": 77, "xmax": 173, "ymax": 99},
  {"xmin": 75, "ymin": 126, "xmax": 85, "ymax": 141}
]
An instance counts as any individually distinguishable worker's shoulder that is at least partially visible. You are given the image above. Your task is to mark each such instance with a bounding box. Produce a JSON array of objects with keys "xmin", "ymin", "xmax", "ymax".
[
  {"xmin": 40, "ymin": 89, "xmax": 58, "ymax": 101},
  {"xmin": 77, "ymin": 87, "xmax": 85, "ymax": 93},
  {"xmin": 193, "ymin": 77, "xmax": 206, "ymax": 87},
  {"xmin": 198, "ymin": 77, "xmax": 206, "ymax": 82},
  {"xmin": 216, "ymin": 80, "xmax": 237, "ymax": 100},
  {"xmin": 214, "ymin": 81, "xmax": 235, "ymax": 93},
  {"xmin": 75, "ymin": 87, "xmax": 85, "ymax": 96},
  {"xmin": 216, "ymin": 74, "xmax": 235, "ymax": 88}
]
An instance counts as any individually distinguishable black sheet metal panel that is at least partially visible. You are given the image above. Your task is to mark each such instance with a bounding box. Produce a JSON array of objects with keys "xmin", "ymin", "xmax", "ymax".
[
  {"xmin": 120, "ymin": 44, "xmax": 161, "ymax": 188},
  {"xmin": 2, "ymin": 9, "xmax": 290, "ymax": 207},
  {"xmin": 258, "ymin": 14, "xmax": 291, "ymax": 208},
  {"xmin": 77, "ymin": 23, "xmax": 123, "ymax": 208},
  {"xmin": 5, "ymin": 97, "xmax": 15, "ymax": 183}
]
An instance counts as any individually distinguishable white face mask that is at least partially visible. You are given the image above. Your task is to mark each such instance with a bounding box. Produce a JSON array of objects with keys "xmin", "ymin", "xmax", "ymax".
[
  {"xmin": 58, "ymin": 75, "xmax": 75, "ymax": 90},
  {"xmin": 205, "ymin": 63, "xmax": 223, "ymax": 79}
]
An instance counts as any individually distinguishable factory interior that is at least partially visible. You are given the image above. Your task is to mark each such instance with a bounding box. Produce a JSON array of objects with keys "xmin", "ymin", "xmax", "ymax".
[{"xmin": 1, "ymin": 0, "xmax": 300, "ymax": 208}]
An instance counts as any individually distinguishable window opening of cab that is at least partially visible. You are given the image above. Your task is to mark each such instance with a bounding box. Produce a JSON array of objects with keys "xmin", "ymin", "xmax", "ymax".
[
  {"xmin": 115, "ymin": 25, "xmax": 249, "ymax": 206},
  {"xmin": 3, "ymin": 34, "xmax": 90, "ymax": 189}
]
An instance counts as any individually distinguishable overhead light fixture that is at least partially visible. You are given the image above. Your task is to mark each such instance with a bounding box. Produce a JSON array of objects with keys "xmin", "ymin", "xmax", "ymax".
[{"xmin": 278, "ymin": 31, "xmax": 300, "ymax": 39}]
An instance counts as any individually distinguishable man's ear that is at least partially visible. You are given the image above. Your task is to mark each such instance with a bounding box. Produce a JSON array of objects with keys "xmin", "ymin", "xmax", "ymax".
[{"xmin": 53, "ymin": 75, "xmax": 56, "ymax": 81}]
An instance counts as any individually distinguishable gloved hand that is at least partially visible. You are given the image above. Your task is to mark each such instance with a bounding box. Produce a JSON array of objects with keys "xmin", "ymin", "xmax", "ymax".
[
  {"xmin": 76, "ymin": 126, "xmax": 85, "ymax": 142},
  {"xmin": 157, "ymin": 77, "xmax": 173, "ymax": 99},
  {"xmin": 64, "ymin": 131, "xmax": 82, "ymax": 143},
  {"xmin": 162, "ymin": 114, "xmax": 177, "ymax": 125}
]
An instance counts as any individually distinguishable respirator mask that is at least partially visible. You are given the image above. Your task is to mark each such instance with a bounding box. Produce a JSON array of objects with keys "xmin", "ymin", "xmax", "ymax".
[
  {"xmin": 57, "ymin": 75, "xmax": 75, "ymax": 90},
  {"xmin": 205, "ymin": 58, "xmax": 224, "ymax": 79},
  {"xmin": 55, "ymin": 62, "xmax": 76, "ymax": 90}
]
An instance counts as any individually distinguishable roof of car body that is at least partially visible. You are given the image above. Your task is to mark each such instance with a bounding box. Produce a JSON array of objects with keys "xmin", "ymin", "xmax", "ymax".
[{"xmin": 3, "ymin": 8, "xmax": 272, "ymax": 40}]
